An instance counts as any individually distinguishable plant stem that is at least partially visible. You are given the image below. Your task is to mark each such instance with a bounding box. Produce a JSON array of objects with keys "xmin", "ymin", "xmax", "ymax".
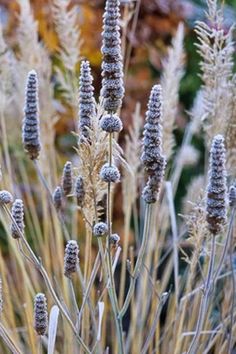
[
  {"xmin": 187, "ymin": 236, "xmax": 216, "ymax": 354},
  {"xmin": 119, "ymin": 203, "xmax": 153, "ymax": 318}
]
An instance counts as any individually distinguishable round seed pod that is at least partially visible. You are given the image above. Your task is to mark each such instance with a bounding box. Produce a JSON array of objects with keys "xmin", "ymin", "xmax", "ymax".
[
  {"xmin": 34, "ymin": 293, "xmax": 48, "ymax": 336},
  {"xmin": 109, "ymin": 233, "xmax": 120, "ymax": 246},
  {"xmin": 100, "ymin": 114, "xmax": 123, "ymax": 133},
  {"xmin": 0, "ymin": 191, "xmax": 13, "ymax": 205},
  {"xmin": 93, "ymin": 222, "xmax": 108, "ymax": 237},
  {"xmin": 53, "ymin": 186, "xmax": 63, "ymax": 211},
  {"xmin": 11, "ymin": 199, "xmax": 25, "ymax": 239},
  {"xmin": 64, "ymin": 240, "xmax": 79, "ymax": 278},
  {"xmin": 100, "ymin": 164, "xmax": 120, "ymax": 183}
]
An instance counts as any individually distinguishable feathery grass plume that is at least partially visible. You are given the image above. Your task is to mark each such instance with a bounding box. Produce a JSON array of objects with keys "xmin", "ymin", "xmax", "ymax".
[
  {"xmin": 93, "ymin": 222, "xmax": 108, "ymax": 237},
  {"xmin": 22, "ymin": 70, "xmax": 41, "ymax": 160},
  {"xmin": 78, "ymin": 60, "xmax": 96, "ymax": 140},
  {"xmin": 53, "ymin": 186, "xmax": 63, "ymax": 211},
  {"xmin": 11, "ymin": 199, "xmax": 24, "ymax": 239},
  {"xmin": 75, "ymin": 176, "xmax": 85, "ymax": 207},
  {"xmin": 182, "ymin": 175, "xmax": 205, "ymax": 215},
  {"xmin": 101, "ymin": 0, "xmax": 124, "ymax": 113},
  {"xmin": 100, "ymin": 163, "xmax": 120, "ymax": 183},
  {"xmin": 34, "ymin": 293, "xmax": 48, "ymax": 336},
  {"xmin": 141, "ymin": 85, "xmax": 166, "ymax": 203},
  {"xmin": 229, "ymin": 184, "xmax": 236, "ymax": 208},
  {"xmin": 161, "ymin": 22, "xmax": 185, "ymax": 161},
  {"xmin": 52, "ymin": 0, "xmax": 81, "ymax": 72},
  {"xmin": 0, "ymin": 191, "xmax": 13, "ymax": 204},
  {"xmin": 206, "ymin": 135, "xmax": 227, "ymax": 235},
  {"xmin": 61, "ymin": 161, "xmax": 73, "ymax": 196},
  {"xmin": 64, "ymin": 240, "xmax": 79, "ymax": 278},
  {"xmin": 195, "ymin": 0, "xmax": 234, "ymax": 143}
]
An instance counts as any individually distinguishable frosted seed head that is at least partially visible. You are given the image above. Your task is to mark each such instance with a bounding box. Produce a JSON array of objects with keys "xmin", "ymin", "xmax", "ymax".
[
  {"xmin": 100, "ymin": 114, "xmax": 123, "ymax": 133},
  {"xmin": 100, "ymin": 163, "xmax": 120, "ymax": 183},
  {"xmin": 34, "ymin": 293, "xmax": 48, "ymax": 336},
  {"xmin": 11, "ymin": 199, "xmax": 24, "ymax": 239},
  {"xmin": 53, "ymin": 186, "xmax": 63, "ymax": 211},
  {"xmin": 142, "ymin": 184, "xmax": 157, "ymax": 204},
  {"xmin": 229, "ymin": 185, "xmax": 236, "ymax": 208},
  {"xmin": 64, "ymin": 240, "xmax": 79, "ymax": 278},
  {"xmin": 61, "ymin": 161, "xmax": 73, "ymax": 196},
  {"xmin": 93, "ymin": 222, "xmax": 108, "ymax": 237},
  {"xmin": 75, "ymin": 176, "xmax": 85, "ymax": 207},
  {"xmin": 109, "ymin": 233, "xmax": 120, "ymax": 245},
  {"xmin": 0, "ymin": 191, "xmax": 13, "ymax": 204}
]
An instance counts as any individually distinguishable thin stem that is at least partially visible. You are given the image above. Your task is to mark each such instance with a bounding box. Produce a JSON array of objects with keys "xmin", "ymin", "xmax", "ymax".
[
  {"xmin": 187, "ymin": 236, "xmax": 216, "ymax": 354},
  {"xmin": 119, "ymin": 203, "xmax": 153, "ymax": 318},
  {"xmin": 0, "ymin": 322, "xmax": 22, "ymax": 354},
  {"xmin": 227, "ymin": 210, "xmax": 235, "ymax": 354}
]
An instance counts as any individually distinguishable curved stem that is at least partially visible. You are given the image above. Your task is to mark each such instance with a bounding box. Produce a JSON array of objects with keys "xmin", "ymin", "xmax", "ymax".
[{"xmin": 187, "ymin": 236, "xmax": 216, "ymax": 354}]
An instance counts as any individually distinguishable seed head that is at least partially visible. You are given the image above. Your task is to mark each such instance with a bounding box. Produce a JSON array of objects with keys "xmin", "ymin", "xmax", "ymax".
[
  {"xmin": 34, "ymin": 293, "xmax": 48, "ymax": 336},
  {"xmin": 229, "ymin": 185, "xmax": 236, "ymax": 208},
  {"xmin": 53, "ymin": 186, "xmax": 63, "ymax": 211},
  {"xmin": 100, "ymin": 163, "xmax": 120, "ymax": 183},
  {"xmin": 101, "ymin": 0, "xmax": 124, "ymax": 113},
  {"xmin": 11, "ymin": 199, "xmax": 24, "ymax": 239},
  {"xmin": 79, "ymin": 61, "xmax": 95, "ymax": 140},
  {"xmin": 64, "ymin": 240, "xmax": 79, "ymax": 278},
  {"xmin": 75, "ymin": 176, "xmax": 85, "ymax": 207},
  {"xmin": 100, "ymin": 113, "xmax": 123, "ymax": 133},
  {"xmin": 22, "ymin": 70, "xmax": 41, "ymax": 160},
  {"xmin": 206, "ymin": 135, "xmax": 227, "ymax": 235},
  {"xmin": 109, "ymin": 233, "xmax": 120, "ymax": 245},
  {"xmin": 61, "ymin": 161, "xmax": 73, "ymax": 196},
  {"xmin": 0, "ymin": 190, "xmax": 13, "ymax": 205},
  {"xmin": 93, "ymin": 222, "xmax": 108, "ymax": 237}
]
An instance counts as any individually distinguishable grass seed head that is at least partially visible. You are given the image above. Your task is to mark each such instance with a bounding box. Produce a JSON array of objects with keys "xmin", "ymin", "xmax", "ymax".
[
  {"xmin": 11, "ymin": 199, "xmax": 24, "ymax": 239},
  {"xmin": 100, "ymin": 163, "xmax": 120, "ymax": 183},
  {"xmin": 61, "ymin": 161, "xmax": 73, "ymax": 196},
  {"xmin": 34, "ymin": 293, "xmax": 48, "ymax": 336},
  {"xmin": 64, "ymin": 240, "xmax": 79, "ymax": 278},
  {"xmin": 93, "ymin": 222, "xmax": 108, "ymax": 237}
]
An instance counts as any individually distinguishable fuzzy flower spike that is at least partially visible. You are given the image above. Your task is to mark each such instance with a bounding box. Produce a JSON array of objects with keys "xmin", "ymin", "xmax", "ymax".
[
  {"xmin": 79, "ymin": 60, "xmax": 96, "ymax": 140},
  {"xmin": 22, "ymin": 70, "xmax": 41, "ymax": 160},
  {"xmin": 101, "ymin": 0, "xmax": 124, "ymax": 113},
  {"xmin": 206, "ymin": 135, "xmax": 227, "ymax": 235},
  {"xmin": 141, "ymin": 85, "xmax": 166, "ymax": 204}
]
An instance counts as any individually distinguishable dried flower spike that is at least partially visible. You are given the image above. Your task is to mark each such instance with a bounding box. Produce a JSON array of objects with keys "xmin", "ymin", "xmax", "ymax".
[
  {"xmin": 206, "ymin": 135, "xmax": 227, "ymax": 235},
  {"xmin": 100, "ymin": 163, "xmax": 120, "ymax": 183},
  {"xmin": 64, "ymin": 240, "xmax": 79, "ymax": 278},
  {"xmin": 0, "ymin": 191, "xmax": 13, "ymax": 205},
  {"xmin": 62, "ymin": 161, "xmax": 73, "ymax": 196},
  {"xmin": 100, "ymin": 113, "xmax": 123, "ymax": 133},
  {"xmin": 93, "ymin": 222, "xmax": 108, "ymax": 237},
  {"xmin": 34, "ymin": 293, "xmax": 48, "ymax": 336},
  {"xmin": 53, "ymin": 186, "xmax": 63, "ymax": 211},
  {"xmin": 75, "ymin": 176, "xmax": 85, "ymax": 207},
  {"xmin": 22, "ymin": 70, "xmax": 41, "ymax": 160},
  {"xmin": 11, "ymin": 199, "xmax": 24, "ymax": 239},
  {"xmin": 79, "ymin": 60, "xmax": 95, "ymax": 139},
  {"xmin": 101, "ymin": 0, "xmax": 124, "ymax": 113},
  {"xmin": 229, "ymin": 185, "xmax": 236, "ymax": 208}
]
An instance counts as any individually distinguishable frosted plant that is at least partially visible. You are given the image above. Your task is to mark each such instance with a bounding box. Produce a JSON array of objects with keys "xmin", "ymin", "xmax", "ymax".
[
  {"xmin": 34, "ymin": 293, "xmax": 48, "ymax": 336},
  {"xmin": 11, "ymin": 199, "xmax": 25, "ymax": 239},
  {"xmin": 64, "ymin": 240, "xmax": 79, "ymax": 278}
]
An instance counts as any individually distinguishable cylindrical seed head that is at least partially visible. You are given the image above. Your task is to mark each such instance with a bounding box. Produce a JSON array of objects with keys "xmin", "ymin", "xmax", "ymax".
[
  {"xmin": 75, "ymin": 176, "xmax": 85, "ymax": 207},
  {"xmin": 229, "ymin": 185, "xmax": 236, "ymax": 208},
  {"xmin": 11, "ymin": 199, "xmax": 24, "ymax": 239},
  {"xmin": 93, "ymin": 222, "xmax": 108, "ymax": 237},
  {"xmin": 22, "ymin": 70, "xmax": 41, "ymax": 160},
  {"xmin": 61, "ymin": 161, "xmax": 73, "ymax": 196},
  {"xmin": 0, "ymin": 190, "xmax": 13, "ymax": 204},
  {"xmin": 100, "ymin": 163, "xmax": 120, "ymax": 183},
  {"xmin": 53, "ymin": 186, "xmax": 63, "ymax": 211},
  {"xmin": 64, "ymin": 240, "xmax": 79, "ymax": 278},
  {"xmin": 206, "ymin": 135, "xmax": 227, "ymax": 235},
  {"xmin": 34, "ymin": 293, "xmax": 48, "ymax": 336}
]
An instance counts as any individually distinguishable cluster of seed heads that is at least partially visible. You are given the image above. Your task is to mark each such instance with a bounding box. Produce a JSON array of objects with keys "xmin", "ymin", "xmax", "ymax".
[
  {"xmin": 22, "ymin": 70, "xmax": 41, "ymax": 160},
  {"xmin": 0, "ymin": 190, "xmax": 13, "ymax": 205},
  {"xmin": 101, "ymin": 0, "xmax": 124, "ymax": 113},
  {"xmin": 141, "ymin": 85, "xmax": 166, "ymax": 203},
  {"xmin": 61, "ymin": 161, "xmax": 73, "ymax": 196},
  {"xmin": 75, "ymin": 176, "xmax": 85, "ymax": 207},
  {"xmin": 11, "ymin": 199, "xmax": 24, "ymax": 239},
  {"xmin": 93, "ymin": 222, "xmax": 108, "ymax": 237},
  {"xmin": 100, "ymin": 163, "xmax": 120, "ymax": 183},
  {"xmin": 64, "ymin": 240, "xmax": 79, "ymax": 278},
  {"xmin": 206, "ymin": 135, "xmax": 227, "ymax": 235},
  {"xmin": 79, "ymin": 60, "xmax": 95, "ymax": 140},
  {"xmin": 34, "ymin": 293, "xmax": 48, "ymax": 336}
]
